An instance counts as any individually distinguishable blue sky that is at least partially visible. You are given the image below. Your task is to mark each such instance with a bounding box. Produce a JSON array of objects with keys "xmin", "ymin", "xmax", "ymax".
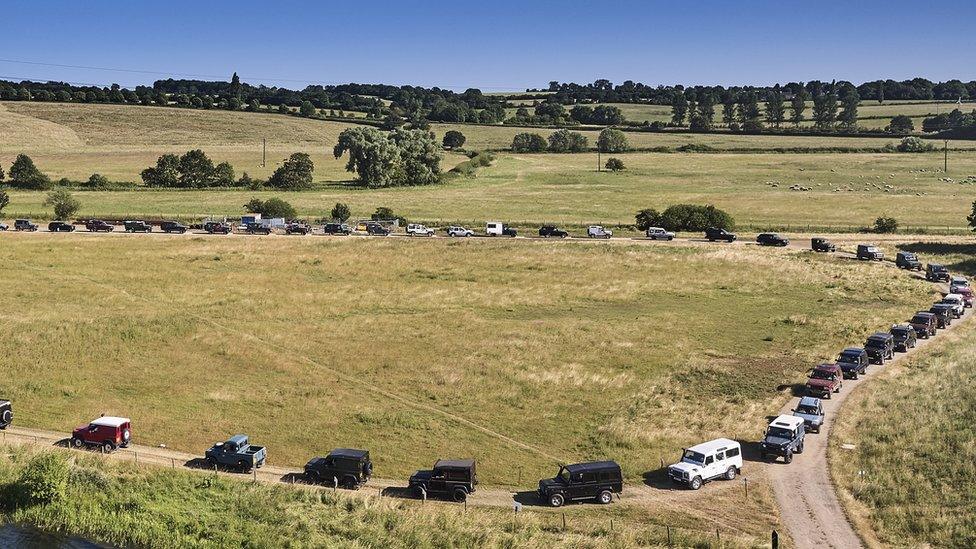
[{"xmin": 2, "ymin": 1, "xmax": 974, "ymax": 91}]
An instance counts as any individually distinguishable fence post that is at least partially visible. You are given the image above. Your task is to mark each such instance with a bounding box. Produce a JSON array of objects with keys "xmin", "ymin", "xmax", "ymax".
[
  {"xmin": 172, "ymin": 458, "xmax": 175, "ymax": 469},
  {"xmin": 562, "ymin": 512, "xmax": 566, "ymax": 530},
  {"xmin": 667, "ymin": 525, "xmax": 672, "ymax": 547},
  {"xmin": 253, "ymin": 468, "xmax": 257, "ymax": 483},
  {"xmin": 744, "ymin": 477, "xmax": 749, "ymax": 498},
  {"xmin": 771, "ymin": 530, "xmax": 779, "ymax": 549}
]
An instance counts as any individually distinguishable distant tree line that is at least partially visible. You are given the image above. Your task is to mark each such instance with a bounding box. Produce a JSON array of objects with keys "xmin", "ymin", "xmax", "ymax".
[
  {"xmin": 635, "ymin": 204, "xmax": 735, "ymax": 232},
  {"xmin": 511, "ymin": 128, "xmax": 629, "ymax": 153}
]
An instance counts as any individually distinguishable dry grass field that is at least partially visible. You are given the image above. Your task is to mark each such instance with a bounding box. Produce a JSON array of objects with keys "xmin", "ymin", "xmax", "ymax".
[{"xmin": 0, "ymin": 233, "xmax": 933, "ymax": 488}]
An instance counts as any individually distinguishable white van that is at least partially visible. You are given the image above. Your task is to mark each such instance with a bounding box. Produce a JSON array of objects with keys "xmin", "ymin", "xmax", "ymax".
[
  {"xmin": 486, "ymin": 222, "xmax": 516, "ymax": 237},
  {"xmin": 667, "ymin": 438, "xmax": 742, "ymax": 490}
]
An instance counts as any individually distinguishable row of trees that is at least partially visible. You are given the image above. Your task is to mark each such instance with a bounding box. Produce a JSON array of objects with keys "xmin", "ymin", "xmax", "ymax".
[
  {"xmin": 511, "ymin": 128, "xmax": 630, "ymax": 153},
  {"xmin": 670, "ymin": 82, "xmax": 860, "ymax": 131},
  {"xmin": 141, "ymin": 150, "xmax": 313, "ymax": 189},
  {"xmin": 333, "ymin": 127, "xmax": 441, "ymax": 187},
  {"xmin": 635, "ymin": 204, "xmax": 735, "ymax": 232}
]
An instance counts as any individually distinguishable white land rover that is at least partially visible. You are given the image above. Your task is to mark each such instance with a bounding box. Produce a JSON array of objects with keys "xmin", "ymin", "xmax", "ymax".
[
  {"xmin": 667, "ymin": 438, "xmax": 742, "ymax": 490},
  {"xmin": 406, "ymin": 223, "xmax": 435, "ymax": 236}
]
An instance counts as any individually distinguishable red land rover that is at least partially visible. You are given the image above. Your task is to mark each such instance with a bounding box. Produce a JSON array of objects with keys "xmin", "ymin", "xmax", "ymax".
[{"xmin": 71, "ymin": 416, "xmax": 132, "ymax": 453}]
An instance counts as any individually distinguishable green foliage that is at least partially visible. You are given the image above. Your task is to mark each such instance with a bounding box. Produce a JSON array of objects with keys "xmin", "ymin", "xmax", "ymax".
[
  {"xmin": 637, "ymin": 204, "xmax": 734, "ymax": 232},
  {"xmin": 838, "ymin": 86, "xmax": 859, "ymax": 128},
  {"xmin": 43, "ymin": 189, "xmax": 81, "ymax": 220},
  {"xmin": 888, "ymin": 115, "xmax": 915, "ymax": 133},
  {"xmin": 790, "ymin": 88, "xmax": 808, "ymax": 126},
  {"xmin": 670, "ymin": 92, "xmax": 688, "ymax": 125},
  {"xmin": 212, "ymin": 162, "xmax": 235, "ymax": 187},
  {"xmin": 969, "ymin": 201, "xmax": 976, "ymax": 232},
  {"xmin": 448, "ymin": 151, "xmax": 494, "ymax": 177},
  {"xmin": 141, "ymin": 150, "xmax": 236, "ymax": 188},
  {"xmin": 812, "ymin": 88, "xmax": 839, "ymax": 129},
  {"xmin": 267, "ymin": 153, "xmax": 314, "ymax": 190},
  {"xmin": 390, "ymin": 129, "xmax": 441, "ymax": 186},
  {"xmin": 331, "ymin": 202, "xmax": 351, "ymax": 222},
  {"xmin": 8, "ymin": 154, "xmax": 52, "ymax": 190},
  {"xmin": 334, "ymin": 127, "xmax": 441, "ymax": 187},
  {"xmin": 0, "ymin": 161, "xmax": 4, "ymax": 182},
  {"xmin": 597, "ymin": 128, "xmax": 629, "ymax": 153},
  {"xmin": 547, "ymin": 129, "xmax": 588, "ymax": 152},
  {"xmin": 371, "ymin": 206, "xmax": 406, "ymax": 225},
  {"xmin": 247, "ymin": 99, "xmax": 261, "ymax": 112},
  {"xmin": 178, "ymin": 149, "xmax": 216, "ymax": 187},
  {"xmin": 737, "ymin": 91, "xmax": 763, "ymax": 132},
  {"xmin": 243, "ymin": 197, "xmax": 296, "ymax": 219},
  {"xmin": 299, "ymin": 101, "xmax": 316, "ymax": 117},
  {"xmin": 277, "ymin": 104, "xmax": 289, "ymax": 114},
  {"xmin": 691, "ymin": 94, "xmax": 715, "ymax": 131},
  {"xmin": 15, "ymin": 453, "xmax": 69, "ymax": 506},
  {"xmin": 764, "ymin": 85, "xmax": 786, "ymax": 128},
  {"xmin": 141, "ymin": 154, "xmax": 180, "ymax": 187},
  {"xmin": 511, "ymin": 132, "xmax": 547, "ymax": 153},
  {"xmin": 604, "ymin": 158, "xmax": 625, "ymax": 172},
  {"xmin": 895, "ymin": 136, "xmax": 935, "ymax": 152},
  {"xmin": 0, "ymin": 189, "xmax": 8, "ymax": 213},
  {"xmin": 873, "ymin": 216, "xmax": 898, "ymax": 233},
  {"xmin": 442, "ymin": 130, "xmax": 466, "ymax": 150},
  {"xmin": 83, "ymin": 173, "xmax": 111, "ymax": 188},
  {"xmin": 238, "ymin": 172, "xmax": 262, "ymax": 190}
]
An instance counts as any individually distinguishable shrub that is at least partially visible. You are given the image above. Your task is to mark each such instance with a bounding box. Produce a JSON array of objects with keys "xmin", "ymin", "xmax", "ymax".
[
  {"xmin": 372, "ymin": 207, "xmax": 406, "ymax": 225},
  {"xmin": 511, "ymin": 133, "xmax": 547, "ymax": 153},
  {"xmin": 83, "ymin": 173, "xmax": 111, "ymax": 188},
  {"xmin": 896, "ymin": 136, "xmax": 935, "ymax": 153},
  {"xmin": 0, "ymin": 190, "xmax": 8, "ymax": 213},
  {"xmin": 16, "ymin": 453, "xmax": 69, "ymax": 506},
  {"xmin": 547, "ymin": 129, "xmax": 588, "ymax": 153},
  {"xmin": 299, "ymin": 101, "xmax": 316, "ymax": 117},
  {"xmin": 442, "ymin": 130, "xmax": 466, "ymax": 150},
  {"xmin": 7, "ymin": 154, "xmax": 51, "ymax": 190},
  {"xmin": 43, "ymin": 189, "xmax": 81, "ymax": 220},
  {"xmin": 605, "ymin": 158, "xmax": 625, "ymax": 171},
  {"xmin": 243, "ymin": 197, "xmax": 296, "ymax": 219},
  {"xmin": 888, "ymin": 115, "xmax": 914, "ymax": 134},
  {"xmin": 637, "ymin": 204, "xmax": 734, "ymax": 232},
  {"xmin": 635, "ymin": 208, "xmax": 661, "ymax": 231},
  {"xmin": 597, "ymin": 128, "xmax": 629, "ymax": 153},
  {"xmin": 331, "ymin": 202, "xmax": 351, "ymax": 222},
  {"xmin": 874, "ymin": 216, "xmax": 898, "ymax": 233},
  {"xmin": 675, "ymin": 143, "xmax": 716, "ymax": 153},
  {"xmin": 267, "ymin": 153, "xmax": 314, "ymax": 190}
]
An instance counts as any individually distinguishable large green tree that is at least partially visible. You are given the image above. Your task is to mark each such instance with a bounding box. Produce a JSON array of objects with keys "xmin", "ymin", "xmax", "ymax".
[
  {"xmin": 331, "ymin": 202, "xmax": 351, "ymax": 222},
  {"xmin": 692, "ymin": 94, "xmax": 715, "ymax": 131},
  {"xmin": 267, "ymin": 153, "xmax": 315, "ymax": 190},
  {"xmin": 547, "ymin": 129, "xmax": 588, "ymax": 152},
  {"xmin": 511, "ymin": 132, "xmax": 547, "ymax": 152},
  {"xmin": 597, "ymin": 128, "xmax": 629, "ymax": 153},
  {"xmin": 838, "ymin": 86, "xmax": 859, "ymax": 128},
  {"xmin": 334, "ymin": 127, "xmax": 400, "ymax": 186},
  {"xmin": 141, "ymin": 154, "xmax": 180, "ymax": 187},
  {"xmin": 738, "ymin": 90, "xmax": 763, "ymax": 131},
  {"xmin": 789, "ymin": 87, "xmax": 808, "ymax": 126},
  {"xmin": 8, "ymin": 154, "xmax": 51, "ymax": 189},
  {"xmin": 390, "ymin": 128, "xmax": 441, "ymax": 185},
  {"xmin": 764, "ymin": 84, "xmax": 786, "ymax": 128},
  {"xmin": 968, "ymin": 200, "xmax": 976, "ymax": 232},
  {"xmin": 442, "ymin": 130, "xmax": 466, "ymax": 150},
  {"xmin": 812, "ymin": 87, "xmax": 839, "ymax": 129},
  {"xmin": 43, "ymin": 189, "xmax": 81, "ymax": 220},
  {"xmin": 670, "ymin": 91, "xmax": 688, "ymax": 126}
]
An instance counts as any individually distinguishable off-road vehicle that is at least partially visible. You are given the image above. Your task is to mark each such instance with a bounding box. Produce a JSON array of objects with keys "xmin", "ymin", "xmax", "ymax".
[
  {"xmin": 0, "ymin": 400, "xmax": 12, "ymax": 429},
  {"xmin": 71, "ymin": 416, "xmax": 132, "ymax": 453},
  {"xmin": 407, "ymin": 223, "xmax": 435, "ymax": 236},
  {"xmin": 856, "ymin": 244, "xmax": 883, "ymax": 261},
  {"xmin": 485, "ymin": 222, "xmax": 517, "ymax": 237},
  {"xmin": 0, "ymin": 222, "xmax": 7, "ymax": 231},
  {"xmin": 895, "ymin": 251, "xmax": 922, "ymax": 270},
  {"xmin": 760, "ymin": 415, "xmax": 805, "ymax": 463},
  {"xmin": 806, "ymin": 363, "xmax": 843, "ymax": 398},
  {"xmin": 952, "ymin": 286, "xmax": 973, "ymax": 308},
  {"xmin": 323, "ymin": 222, "xmax": 352, "ymax": 235},
  {"xmin": 942, "ymin": 294, "xmax": 965, "ymax": 317},
  {"xmin": 539, "ymin": 225, "xmax": 569, "ymax": 238},
  {"xmin": 929, "ymin": 303, "xmax": 954, "ymax": 328},
  {"xmin": 205, "ymin": 434, "xmax": 267, "ymax": 472},
  {"xmin": 889, "ymin": 324, "xmax": 917, "ymax": 351},
  {"xmin": 811, "ymin": 237, "xmax": 836, "ymax": 252},
  {"xmin": 124, "ymin": 220, "xmax": 152, "ymax": 233},
  {"xmin": 705, "ymin": 227, "xmax": 736, "ymax": 242},
  {"xmin": 160, "ymin": 220, "xmax": 188, "ymax": 233},
  {"xmin": 949, "ymin": 277, "xmax": 970, "ymax": 294},
  {"xmin": 285, "ymin": 222, "xmax": 311, "ymax": 235},
  {"xmin": 447, "ymin": 226, "xmax": 474, "ymax": 237},
  {"xmin": 926, "ymin": 264, "xmax": 950, "ymax": 282},
  {"xmin": 85, "ymin": 219, "xmax": 115, "ymax": 232},
  {"xmin": 48, "ymin": 221, "xmax": 75, "ymax": 232},
  {"xmin": 539, "ymin": 460, "xmax": 623, "ymax": 505},
  {"xmin": 792, "ymin": 397, "xmax": 824, "ymax": 433},
  {"xmin": 14, "ymin": 219, "xmax": 38, "ymax": 231},
  {"xmin": 365, "ymin": 222, "xmax": 391, "ymax": 236},
  {"xmin": 245, "ymin": 222, "xmax": 272, "ymax": 235},
  {"xmin": 667, "ymin": 439, "xmax": 742, "ymax": 490},
  {"xmin": 587, "ymin": 225, "xmax": 612, "ymax": 239},
  {"xmin": 756, "ymin": 233, "xmax": 789, "ymax": 246},
  {"xmin": 645, "ymin": 227, "xmax": 675, "ymax": 240},
  {"xmin": 837, "ymin": 347, "xmax": 869, "ymax": 379},
  {"xmin": 304, "ymin": 449, "xmax": 373, "ymax": 489},
  {"xmin": 408, "ymin": 459, "xmax": 477, "ymax": 502},
  {"xmin": 864, "ymin": 333, "xmax": 895, "ymax": 364},
  {"xmin": 203, "ymin": 221, "xmax": 232, "ymax": 234},
  {"xmin": 910, "ymin": 312, "xmax": 937, "ymax": 338}
]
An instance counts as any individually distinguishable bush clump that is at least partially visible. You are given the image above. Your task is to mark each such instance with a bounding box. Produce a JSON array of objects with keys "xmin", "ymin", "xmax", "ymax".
[
  {"xmin": 635, "ymin": 204, "xmax": 735, "ymax": 232},
  {"xmin": 605, "ymin": 158, "xmax": 625, "ymax": 171},
  {"xmin": 511, "ymin": 133, "xmax": 547, "ymax": 153},
  {"xmin": 873, "ymin": 216, "xmax": 899, "ymax": 233},
  {"xmin": 16, "ymin": 453, "xmax": 70, "ymax": 506},
  {"xmin": 894, "ymin": 136, "xmax": 935, "ymax": 153}
]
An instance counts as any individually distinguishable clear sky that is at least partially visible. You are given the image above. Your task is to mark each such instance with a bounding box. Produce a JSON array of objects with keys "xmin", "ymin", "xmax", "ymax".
[{"xmin": 2, "ymin": 0, "xmax": 974, "ymax": 91}]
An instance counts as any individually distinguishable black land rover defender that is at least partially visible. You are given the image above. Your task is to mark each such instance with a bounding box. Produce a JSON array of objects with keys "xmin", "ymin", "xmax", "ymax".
[
  {"xmin": 124, "ymin": 220, "xmax": 152, "ymax": 233},
  {"xmin": 895, "ymin": 251, "xmax": 922, "ymax": 270},
  {"xmin": 160, "ymin": 220, "xmax": 189, "ymax": 234},
  {"xmin": 926, "ymin": 264, "xmax": 950, "ymax": 282},
  {"xmin": 408, "ymin": 459, "xmax": 477, "ymax": 502},
  {"xmin": 864, "ymin": 333, "xmax": 895, "ymax": 364},
  {"xmin": 756, "ymin": 233, "xmax": 789, "ymax": 246},
  {"xmin": 538, "ymin": 461, "xmax": 623, "ymax": 507},
  {"xmin": 538, "ymin": 225, "xmax": 569, "ymax": 238},
  {"xmin": 304, "ymin": 449, "xmax": 373, "ymax": 489},
  {"xmin": 705, "ymin": 227, "xmax": 736, "ymax": 242},
  {"xmin": 0, "ymin": 400, "xmax": 12, "ymax": 429},
  {"xmin": 811, "ymin": 237, "xmax": 836, "ymax": 252}
]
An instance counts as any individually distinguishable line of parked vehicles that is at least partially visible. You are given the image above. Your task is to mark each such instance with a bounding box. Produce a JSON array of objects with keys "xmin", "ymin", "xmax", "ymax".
[{"xmin": 0, "ymin": 222, "xmax": 969, "ymax": 507}]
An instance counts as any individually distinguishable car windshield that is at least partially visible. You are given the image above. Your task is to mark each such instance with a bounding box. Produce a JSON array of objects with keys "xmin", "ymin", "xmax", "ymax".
[
  {"xmin": 865, "ymin": 340, "xmax": 884, "ymax": 348},
  {"xmin": 911, "ymin": 316, "xmax": 928, "ymax": 323},
  {"xmin": 838, "ymin": 352, "xmax": 860, "ymax": 361},
  {"xmin": 682, "ymin": 450, "xmax": 705, "ymax": 464},
  {"xmin": 891, "ymin": 329, "xmax": 907, "ymax": 337},
  {"xmin": 767, "ymin": 427, "xmax": 793, "ymax": 439},
  {"xmin": 557, "ymin": 467, "xmax": 571, "ymax": 483},
  {"xmin": 796, "ymin": 405, "xmax": 818, "ymax": 414},
  {"xmin": 811, "ymin": 369, "xmax": 834, "ymax": 380}
]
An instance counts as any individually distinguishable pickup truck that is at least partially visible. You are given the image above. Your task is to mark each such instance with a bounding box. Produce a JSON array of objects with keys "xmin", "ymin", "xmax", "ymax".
[{"xmin": 205, "ymin": 434, "xmax": 267, "ymax": 472}]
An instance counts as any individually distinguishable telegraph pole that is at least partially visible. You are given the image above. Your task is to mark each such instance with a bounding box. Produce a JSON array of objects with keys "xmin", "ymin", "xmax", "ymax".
[
  {"xmin": 944, "ymin": 140, "xmax": 948, "ymax": 173},
  {"xmin": 262, "ymin": 138, "xmax": 267, "ymax": 168},
  {"xmin": 597, "ymin": 150, "xmax": 601, "ymax": 172}
]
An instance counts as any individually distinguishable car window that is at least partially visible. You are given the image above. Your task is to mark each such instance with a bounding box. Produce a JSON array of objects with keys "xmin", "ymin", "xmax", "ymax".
[
  {"xmin": 704, "ymin": 456, "xmax": 714, "ymax": 465},
  {"xmin": 445, "ymin": 470, "xmax": 468, "ymax": 481},
  {"xmin": 726, "ymin": 447, "xmax": 740, "ymax": 458},
  {"xmin": 580, "ymin": 472, "xmax": 597, "ymax": 483}
]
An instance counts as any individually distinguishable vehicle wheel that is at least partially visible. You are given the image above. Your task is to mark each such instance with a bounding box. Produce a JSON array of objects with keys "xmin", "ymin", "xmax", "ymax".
[
  {"xmin": 306, "ymin": 470, "xmax": 320, "ymax": 483},
  {"xmin": 814, "ymin": 425, "xmax": 821, "ymax": 434},
  {"xmin": 797, "ymin": 441, "xmax": 804, "ymax": 454},
  {"xmin": 549, "ymin": 493, "xmax": 565, "ymax": 507},
  {"xmin": 784, "ymin": 451, "xmax": 793, "ymax": 464},
  {"xmin": 0, "ymin": 409, "xmax": 11, "ymax": 426},
  {"xmin": 102, "ymin": 442, "xmax": 115, "ymax": 453},
  {"xmin": 852, "ymin": 373, "xmax": 858, "ymax": 380},
  {"xmin": 825, "ymin": 390, "xmax": 832, "ymax": 399},
  {"xmin": 342, "ymin": 475, "xmax": 359, "ymax": 490},
  {"xmin": 238, "ymin": 460, "xmax": 250, "ymax": 473},
  {"xmin": 690, "ymin": 476, "xmax": 703, "ymax": 490},
  {"xmin": 725, "ymin": 466, "xmax": 737, "ymax": 481},
  {"xmin": 413, "ymin": 485, "xmax": 426, "ymax": 499},
  {"xmin": 452, "ymin": 488, "xmax": 467, "ymax": 503},
  {"xmin": 597, "ymin": 490, "xmax": 613, "ymax": 504},
  {"xmin": 72, "ymin": 437, "xmax": 84, "ymax": 448}
]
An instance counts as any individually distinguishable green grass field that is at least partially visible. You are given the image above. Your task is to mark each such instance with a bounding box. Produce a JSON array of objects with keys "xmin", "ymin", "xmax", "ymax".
[
  {"xmin": 830, "ymin": 315, "xmax": 976, "ymax": 547},
  {"xmin": 0, "ymin": 234, "xmax": 933, "ymax": 488}
]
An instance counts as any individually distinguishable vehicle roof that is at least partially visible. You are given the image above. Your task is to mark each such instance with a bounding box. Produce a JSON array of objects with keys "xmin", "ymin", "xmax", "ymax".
[
  {"xmin": 891, "ymin": 323, "xmax": 912, "ymax": 330},
  {"xmin": 564, "ymin": 460, "xmax": 621, "ymax": 472},
  {"xmin": 797, "ymin": 396, "xmax": 821, "ymax": 407},
  {"xmin": 434, "ymin": 459, "xmax": 475, "ymax": 469},
  {"xmin": 951, "ymin": 277, "xmax": 968, "ymax": 283},
  {"xmin": 328, "ymin": 448, "xmax": 369, "ymax": 459},
  {"xmin": 841, "ymin": 347, "xmax": 865, "ymax": 354},
  {"xmin": 0, "ymin": 399, "xmax": 10, "ymax": 407},
  {"xmin": 686, "ymin": 438, "xmax": 740, "ymax": 454},
  {"xmin": 867, "ymin": 333, "xmax": 892, "ymax": 340},
  {"xmin": 928, "ymin": 263, "xmax": 946, "ymax": 268},
  {"xmin": 227, "ymin": 434, "xmax": 248, "ymax": 445},
  {"xmin": 914, "ymin": 312, "xmax": 935, "ymax": 318},
  {"xmin": 944, "ymin": 294, "xmax": 964, "ymax": 301},
  {"xmin": 770, "ymin": 415, "xmax": 805, "ymax": 429},
  {"xmin": 814, "ymin": 362, "xmax": 840, "ymax": 370},
  {"xmin": 90, "ymin": 416, "xmax": 130, "ymax": 428}
]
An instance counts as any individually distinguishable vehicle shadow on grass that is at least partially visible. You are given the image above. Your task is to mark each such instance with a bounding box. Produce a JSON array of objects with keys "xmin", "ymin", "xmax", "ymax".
[
  {"xmin": 776, "ymin": 383, "xmax": 808, "ymax": 397},
  {"xmin": 738, "ymin": 439, "xmax": 770, "ymax": 465},
  {"xmin": 512, "ymin": 490, "xmax": 550, "ymax": 508},
  {"xmin": 641, "ymin": 467, "xmax": 679, "ymax": 491},
  {"xmin": 897, "ymin": 242, "xmax": 976, "ymax": 276},
  {"xmin": 183, "ymin": 457, "xmax": 254, "ymax": 475}
]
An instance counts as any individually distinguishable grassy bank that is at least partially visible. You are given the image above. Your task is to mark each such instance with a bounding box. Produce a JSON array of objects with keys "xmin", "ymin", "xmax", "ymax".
[
  {"xmin": 830, "ymin": 320, "xmax": 976, "ymax": 547},
  {"xmin": 0, "ymin": 446, "xmax": 767, "ymax": 548}
]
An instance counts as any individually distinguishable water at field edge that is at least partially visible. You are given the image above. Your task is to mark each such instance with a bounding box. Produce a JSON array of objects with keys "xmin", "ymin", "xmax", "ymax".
[{"xmin": 0, "ymin": 524, "xmax": 107, "ymax": 548}]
